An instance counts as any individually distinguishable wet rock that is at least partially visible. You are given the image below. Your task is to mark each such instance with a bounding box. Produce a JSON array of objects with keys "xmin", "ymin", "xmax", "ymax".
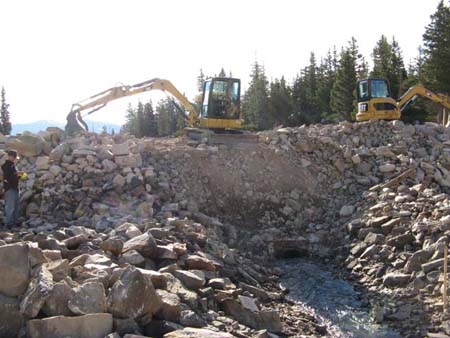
[
  {"xmin": 0, "ymin": 243, "xmax": 30, "ymax": 296},
  {"xmin": 339, "ymin": 205, "xmax": 355, "ymax": 217},
  {"xmin": 382, "ymin": 272, "xmax": 410, "ymax": 288},
  {"xmin": 27, "ymin": 313, "xmax": 113, "ymax": 338},
  {"xmin": 223, "ymin": 297, "xmax": 282, "ymax": 332}
]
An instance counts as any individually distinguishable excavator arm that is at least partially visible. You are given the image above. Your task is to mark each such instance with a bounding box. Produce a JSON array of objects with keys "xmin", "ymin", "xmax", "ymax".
[
  {"xmin": 398, "ymin": 84, "xmax": 450, "ymax": 112},
  {"xmin": 66, "ymin": 78, "xmax": 198, "ymax": 135}
]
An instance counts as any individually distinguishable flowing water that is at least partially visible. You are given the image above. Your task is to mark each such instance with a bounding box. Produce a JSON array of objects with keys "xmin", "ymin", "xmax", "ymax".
[{"xmin": 276, "ymin": 258, "xmax": 401, "ymax": 338}]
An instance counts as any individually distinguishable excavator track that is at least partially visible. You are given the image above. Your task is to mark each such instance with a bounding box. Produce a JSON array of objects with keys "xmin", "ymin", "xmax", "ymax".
[{"xmin": 184, "ymin": 128, "xmax": 259, "ymax": 145}]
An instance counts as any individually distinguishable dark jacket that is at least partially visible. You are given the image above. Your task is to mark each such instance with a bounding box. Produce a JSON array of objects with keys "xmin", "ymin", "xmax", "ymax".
[{"xmin": 2, "ymin": 160, "xmax": 19, "ymax": 191}]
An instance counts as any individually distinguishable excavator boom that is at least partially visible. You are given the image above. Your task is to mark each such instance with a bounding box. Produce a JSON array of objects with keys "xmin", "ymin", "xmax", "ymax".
[{"xmin": 66, "ymin": 78, "xmax": 198, "ymax": 135}]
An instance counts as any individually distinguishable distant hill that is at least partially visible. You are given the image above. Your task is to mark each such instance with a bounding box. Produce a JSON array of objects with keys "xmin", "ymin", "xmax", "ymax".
[{"xmin": 11, "ymin": 120, "xmax": 122, "ymax": 135}]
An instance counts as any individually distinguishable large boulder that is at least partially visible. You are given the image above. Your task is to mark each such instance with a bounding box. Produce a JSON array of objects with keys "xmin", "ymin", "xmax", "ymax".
[
  {"xmin": 154, "ymin": 289, "xmax": 181, "ymax": 322},
  {"xmin": 107, "ymin": 266, "xmax": 160, "ymax": 319},
  {"xmin": 0, "ymin": 243, "xmax": 30, "ymax": 296},
  {"xmin": 6, "ymin": 134, "xmax": 49, "ymax": 157},
  {"xmin": 27, "ymin": 313, "xmax": 113, "ymax": 338}
]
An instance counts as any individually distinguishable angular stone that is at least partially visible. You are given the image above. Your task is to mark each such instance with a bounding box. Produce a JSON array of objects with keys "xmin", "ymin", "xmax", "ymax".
[
  {"xmin": 68, "ymin": 281, "xmax": 107, "ymax": 315},
  {"xmin": 101, "ymin": 238, "xmax": 124, "ymax": 256},
  {"xmin": 379, "ymin": 163, "xmax": 396, "ymax": 173},
  {"xmin": 121, "ymin": 250, "xmax": 145, "ymax": 266},
  {"xmin": 108, "ymin": 266, "xmax": 160, "ymax": 319},
  {"xmin": 0, "ymin": 243, "xmax": 30, "ymax": 296},
  {"xmin": 223, "ymin": 298, "xmax": 282, "ymax": 332},
  {"xmin": 404, "ymin": 250, "xmax": 432, "ymax": 273},
  {"xmin": 20, "ymin": 266, "xmax": 54, "ymax": 318},
  {"xmin": 27, "ymin": 313, "xmax": 113, "ymax": 338},
  {"xmin": 386, "ymin": 233, "xmax": 415, "ymax": 248},
  {"xmin": 172, "ymin": 270, "xmax": 205, "ymax": 290},
  {"xmin": 111, "ymin": 142, "xmax": 130, "ymax": 156},
  {"xmin": 155, "ymin": 289, "xmax": 181, "ymax": 322},
  {"xmin": 422, "ymin": 258, "xmax": 445, "ymax": 273},
  {"xmin": 382, "ymin": 272, "xmax": 410, "ymax": 288},
  {"xmin": 179, "ymin": 309, "xmax": 205, "ymax": 328},
  {"xmin": 122, "ymin": 232, "xmax": 157, "ymax": 257},
  {"xmin": 42, "ymin": 280, "xmax": 74, "ymax": 317},
  {"xmin": 185, "ymin": 255, "xmax": 216, "ymax": 271}
]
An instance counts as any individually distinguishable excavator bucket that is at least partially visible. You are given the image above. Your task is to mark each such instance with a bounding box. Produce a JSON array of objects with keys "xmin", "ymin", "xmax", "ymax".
[{"xmin": 65, "ymin": 110, "xmax": 88, "ymax": 136}]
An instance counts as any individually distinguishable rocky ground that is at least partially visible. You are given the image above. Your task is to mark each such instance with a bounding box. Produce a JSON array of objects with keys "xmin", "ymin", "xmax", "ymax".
[{"xmin": 1, "ymin": 120, "xmax": 450, "ymax": 337}]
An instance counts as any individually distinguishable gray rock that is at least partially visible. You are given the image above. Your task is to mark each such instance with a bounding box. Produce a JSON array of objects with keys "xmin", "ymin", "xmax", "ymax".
[
  {"xmin": 108, "ymin": 266, "xmax": 160, "ymax": 319},
  {"xmin": 0, "ymin": 243, "xmax": 30, "ymax": 296},
  {"xmin": 172, "ymin": 270, "xmax": 205, "ymax": 290},
  {"xmin": 0, "ymin": 293, "xmax": 23, "ymax": 338},
  {"xmin": 382, "ymin": 272, "xmax": 410, "ymax": 288},
  {"xmin": 27, "ymin": 313, "xmax": 113, "ymax": 338},
  {"xmin": 68, "ymin": 281, "xmax": 107, "ymax": 315},
  {"xmin": 20, "ymin": 266, "xmax": 54, "ymax": 318}
]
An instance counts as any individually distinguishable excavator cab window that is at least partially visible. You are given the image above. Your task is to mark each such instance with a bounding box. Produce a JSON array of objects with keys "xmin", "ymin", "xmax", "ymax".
[
  {"xmin": 357, "ymin": 78, "xmax": 391, "ymax": 102},
  {"xmin": 201, "ymin": 78, "xmax": 240, "ymax": 119}
]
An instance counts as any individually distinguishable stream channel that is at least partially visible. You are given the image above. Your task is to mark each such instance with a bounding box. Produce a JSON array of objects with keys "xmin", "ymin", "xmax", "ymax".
[{"xmin": 276, "ymin": 258, "xmax": 402, "ymax": 338}]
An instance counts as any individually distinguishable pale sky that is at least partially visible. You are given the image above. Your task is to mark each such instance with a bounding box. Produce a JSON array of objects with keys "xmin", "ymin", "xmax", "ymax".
[{"xmin": 0, "ymin": 0, "xmax": 442, "ymax": 125}]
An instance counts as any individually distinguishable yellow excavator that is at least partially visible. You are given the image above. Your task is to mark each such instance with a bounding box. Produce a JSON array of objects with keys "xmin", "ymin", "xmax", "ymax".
[
  {"xmin": 65, "ymin": 77, "xmax": 256, "ymax": 143},
  {"xmin": 355, "ymin": 78, "xmax": 450, "ymax": 122}
]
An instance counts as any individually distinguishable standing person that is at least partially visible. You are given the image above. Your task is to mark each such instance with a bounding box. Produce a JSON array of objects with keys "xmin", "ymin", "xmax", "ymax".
[{"xmin": 1, "ymin": 150, "xmax": 23, "ymax": 228}]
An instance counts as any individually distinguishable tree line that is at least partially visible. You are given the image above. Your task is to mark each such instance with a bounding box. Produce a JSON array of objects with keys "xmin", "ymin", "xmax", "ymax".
[
  {"xmin": 124, "ymin": 1, "xmax": 450, "ymax": 137},
  {"xmin": 242, "ymin": 0, "xmax": 450, "ymax": 129}
]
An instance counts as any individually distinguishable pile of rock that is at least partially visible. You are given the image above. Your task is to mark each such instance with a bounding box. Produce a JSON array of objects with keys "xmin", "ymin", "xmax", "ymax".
[{"xmin": 0, "ymin": 215, "xmax": 299, "ymax": 338}]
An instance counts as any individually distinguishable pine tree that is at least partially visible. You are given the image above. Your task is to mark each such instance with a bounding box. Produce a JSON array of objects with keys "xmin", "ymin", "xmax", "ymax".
[
  {"xmin": 156, "ymin": 99, "xmax": 183, "ymax": 136},
  {"xmin": 197, "ymin": 69, "xmax": 205, "ymax": 92},
  {"xmin": 218, "ymin": 68, "xmax": 226, "ymax": 77},
  {"xmin": 330, "ymin": 47, "xmax": 357, "ymax": 120},
  {"xmin": 0, "ymin": 87, "xmax": 12, "ymax": 135},
  {"xmin": 142, "ymin": 101, "xmax": 158, "ymax": 137},
  {"xmin": 423, "ymin": 0, "xmax": 450, "ymax": 93},
  {"xmin": 268, "ymin": 77, "xmax": 292, "ymax": 126},
  {"xmin": 242, "ymin": 61, "xmax": 271, "ymax": 130},
  {"xmin": 371, "ymin": 35, "xmax": 407, "ymax": 98},
  {"xmin": 101, "ymin": 125, "xmax": 107, "ymax": 134},
  {"xmin": 123, "ymin": 103, "xmax": 137, "ymax": 135}
]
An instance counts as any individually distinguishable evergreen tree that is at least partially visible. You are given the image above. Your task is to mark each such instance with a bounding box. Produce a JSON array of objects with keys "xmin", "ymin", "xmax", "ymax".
[
  {"xmin": 197, "ymin": 69, "xmax": 205, "ymax": 91},
  {"xmin": 123, "ymin": 103, "xmax": 137, "ymax": 134},
  {"xmin": 218, "ymin": 68, "xmax": 226, "ymax": 77},
  {"xmin": 142, "ymin": 101, "xmax": 158, "ymax": 137},
  {"xmin": 268, "ymin": 77, "xmax": 292, "ymax": 126},
  {"xmin": 156, "ymin": 98, "xmax": 184, "ymax": 136},
  {"xmin": 135, "ymin": 101, "xmax": 145, "ymax": 138},
  {"xmin": 423, "ymin": 0, "xmax": 450, "ymax": 93},
  {"xmin": 371, "ymin": 35, "xmax": 407, "ymax": 98},
  {"xmin": 101, "ymin": 125, "xmax": 107, "ymax": 134},
  {"xmin": 242, "ymin": 61, "xmax": 272, "ymax": 130},
  {"xmin": 330, "ymin": 47, "xmax": 357, "ymax": 120},
  {"xmin": 0, "ymin": 87, "xmax": 12, "ymax": 135}
]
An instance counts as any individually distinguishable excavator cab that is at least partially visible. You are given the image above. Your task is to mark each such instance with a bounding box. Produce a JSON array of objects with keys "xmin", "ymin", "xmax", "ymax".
[
  {"xmin": 356, "ymin": 78, "xmax": 400, "ymax": 121},
  {"xmin": 200, "ymin": 77, "xmax": 241, "ymax": 121}
]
